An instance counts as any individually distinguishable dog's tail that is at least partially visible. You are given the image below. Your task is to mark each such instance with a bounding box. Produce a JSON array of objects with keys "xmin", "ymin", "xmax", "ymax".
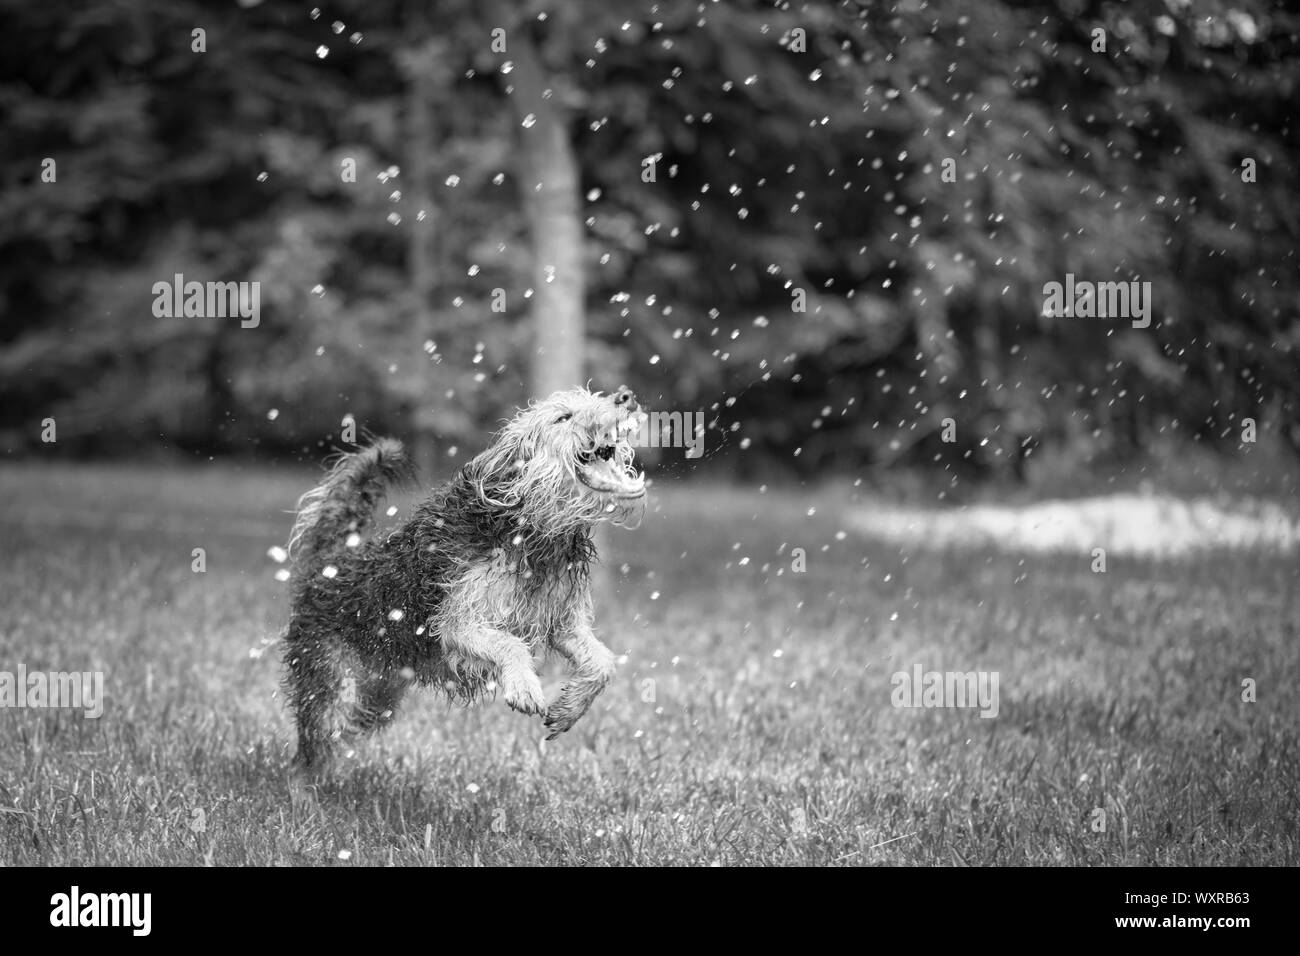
[{"xmin": 287, "ymin": 438, "xmax": 412, "ymax": 566}]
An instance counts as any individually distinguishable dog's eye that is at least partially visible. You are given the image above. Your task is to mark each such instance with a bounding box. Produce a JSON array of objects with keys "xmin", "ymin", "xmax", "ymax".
[{"xmin": 553, "ymin": 413, "xmax": 573, "ymax": 424}]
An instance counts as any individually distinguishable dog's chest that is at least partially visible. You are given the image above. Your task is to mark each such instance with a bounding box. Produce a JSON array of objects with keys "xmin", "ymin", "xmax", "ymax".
[{"xmin": 447, "ymin": 548, "xmax": 579, "ymax": 644}]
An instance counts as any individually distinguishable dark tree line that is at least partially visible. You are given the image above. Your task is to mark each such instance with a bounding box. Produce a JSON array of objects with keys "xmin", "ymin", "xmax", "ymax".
[{"xmin": 1, "ymin": 0, "xmax": 1296, "ymax": 479}]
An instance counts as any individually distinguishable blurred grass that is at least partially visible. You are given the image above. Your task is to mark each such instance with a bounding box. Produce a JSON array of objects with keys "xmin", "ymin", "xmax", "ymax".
[{"xmin": 0, "ymin": 461, "xmax": 1296, "ymax": 865}]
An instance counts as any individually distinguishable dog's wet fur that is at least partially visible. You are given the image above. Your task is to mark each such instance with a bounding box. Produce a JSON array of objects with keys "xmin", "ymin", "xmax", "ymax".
[{"xmin": 282, "ymin": 386, "xmax": 646, "ymax": 770}]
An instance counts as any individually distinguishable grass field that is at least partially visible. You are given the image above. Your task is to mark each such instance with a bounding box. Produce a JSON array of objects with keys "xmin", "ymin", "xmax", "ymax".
[{"xmin": 0, "ymin": 460, "xmax": 1297, "ymax": 865}]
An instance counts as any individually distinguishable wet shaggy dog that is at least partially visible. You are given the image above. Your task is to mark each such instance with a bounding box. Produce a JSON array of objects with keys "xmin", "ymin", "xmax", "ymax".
[{"xmin": 282, "ymin": 386, "xmax": 647, "ymax": 769}]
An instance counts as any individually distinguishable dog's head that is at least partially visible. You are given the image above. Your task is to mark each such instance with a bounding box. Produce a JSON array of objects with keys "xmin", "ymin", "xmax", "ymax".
[{"xmin": 465, "ymin": 386, "xmax": 647, "ymax": 532}]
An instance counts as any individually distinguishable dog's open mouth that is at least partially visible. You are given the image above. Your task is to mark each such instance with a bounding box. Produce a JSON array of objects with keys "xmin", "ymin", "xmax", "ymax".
[{"xmin": 576, "ymin": 443, "xmax": 645, "ymax": 498}]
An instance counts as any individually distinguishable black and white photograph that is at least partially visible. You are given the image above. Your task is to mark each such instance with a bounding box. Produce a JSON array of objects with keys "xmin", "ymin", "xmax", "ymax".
[{"xmin": 0, "ymin": 0, "xmax": 1295, "ymax": 917}]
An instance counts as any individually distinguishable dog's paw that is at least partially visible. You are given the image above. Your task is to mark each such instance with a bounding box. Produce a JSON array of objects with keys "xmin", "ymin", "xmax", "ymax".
[
  {"xmin": 501, "ymin": 672, "xmax": 547, "ymax": 717},
  {"xmin": 288, "ymin": 761, "xmax": 327, "ymax": 804},
  {"xmin": 543, "ymin": 702, "xmax": 581, "ymax": 739}
]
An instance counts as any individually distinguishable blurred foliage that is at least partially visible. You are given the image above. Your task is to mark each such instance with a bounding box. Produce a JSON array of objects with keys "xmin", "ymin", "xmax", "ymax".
[{"xmin": 0, "ymin": 0, "xmax": 1296, "ymax": 479}]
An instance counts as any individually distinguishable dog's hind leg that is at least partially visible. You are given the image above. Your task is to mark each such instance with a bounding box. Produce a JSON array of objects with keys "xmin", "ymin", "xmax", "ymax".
[
  {"xmin": 284, "ymin": 633, "xmax": 365, "ymax": 771},
  {"xmin": 348, "ymin": 671, "xmax": 410, "ymax": 735}
]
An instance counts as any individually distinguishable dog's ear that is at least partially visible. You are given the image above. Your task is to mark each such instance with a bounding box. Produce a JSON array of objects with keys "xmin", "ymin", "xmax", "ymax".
[
  {"xmin": 463, "ymin": 438, "xmax": 528, "ymax": 508},
  {"xmin": 513, "ymin": 426, "xmax": 541, "ymax": 462},
  {"xmin": 465, "ymin": 431, "xmax": 519, "ymax": 484}
]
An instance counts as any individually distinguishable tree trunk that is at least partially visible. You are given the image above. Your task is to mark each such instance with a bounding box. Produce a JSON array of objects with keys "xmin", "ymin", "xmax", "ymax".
[
  {"xmin": 397, "ymin": 8, "xmax": 452, "ymax": 482},
  {"xmin": 405, "ymin": 43, "xmax": 440, "ymax": 480},
  {"xmin": 500, "ymin": 24, "xmax": 585, "ymax": 398}
]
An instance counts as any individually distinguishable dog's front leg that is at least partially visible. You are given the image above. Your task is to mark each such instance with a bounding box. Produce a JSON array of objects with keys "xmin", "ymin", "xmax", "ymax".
[
  {"xmin": 544, "ymin": 625, "xmax": 617, "ymax": 739},
  {"xmin": 446, "ymin": 625, "xmax": 547, "ymax": 717}
]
